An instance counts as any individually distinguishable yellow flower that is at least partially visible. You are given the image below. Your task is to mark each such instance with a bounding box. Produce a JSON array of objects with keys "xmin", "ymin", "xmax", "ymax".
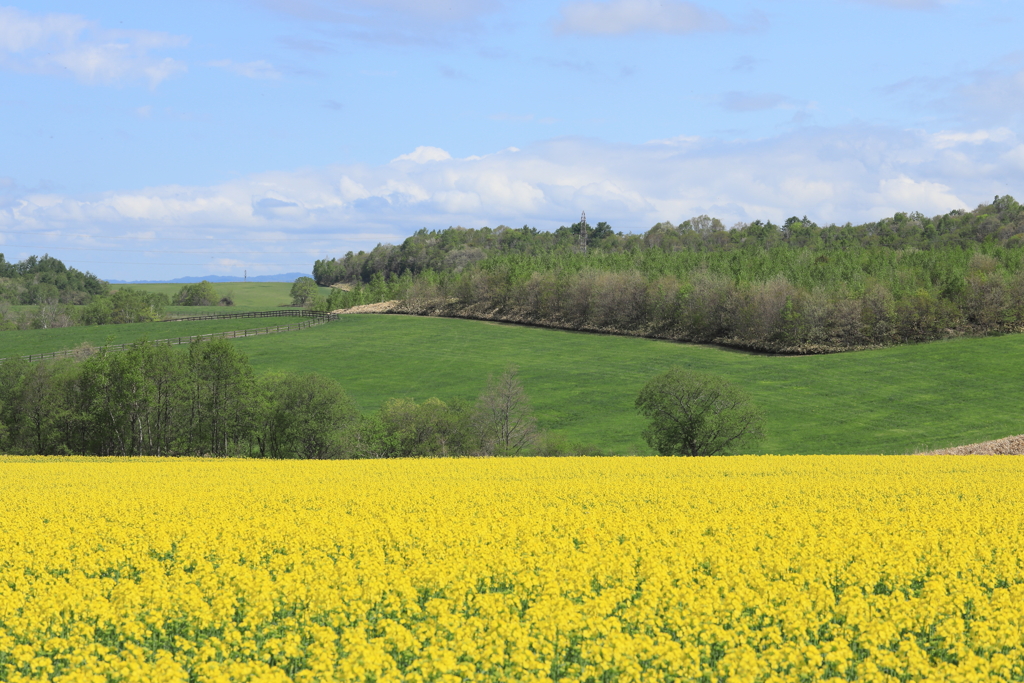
[{"xmin": 2, "ymin": 454, "xmax": 1024, "ymax": 681}]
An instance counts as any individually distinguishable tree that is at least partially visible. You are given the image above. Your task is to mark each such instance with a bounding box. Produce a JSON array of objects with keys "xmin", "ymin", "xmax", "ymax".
[
  {"xmin": 591, "ymin": 221, "xmax": 614, "ymax": 241},
  {"xmin": 357, "ymin": 397, "xmax": 476, "ymax": 459},
  {"xmin": 475, "ymin": 364, "xmax": 537, "ymax": 456},
  {"xmin": 184, "ymin": 339, "xmax": 256, "ymax": 457},
  {"xmin": 635, "ymin": 368, "xmax": 765, "ymax": 457},
  {"xmin": 78, "ymin": 288, "xmax": 167, "ymax": 324},
  {"xmin": 77, "ymin": 341, "xmax": 187, "ymax": 456},
  {"xmin": 173, "ymin": 281, "xmax": 218, "ymax": 306},
  {"xmin": 290, "ymin": 277, "xmax": 318, "ymax": 306},
  {"xmin": 258, "ymin": 372, "xmax": 359, "ymax": 459}
]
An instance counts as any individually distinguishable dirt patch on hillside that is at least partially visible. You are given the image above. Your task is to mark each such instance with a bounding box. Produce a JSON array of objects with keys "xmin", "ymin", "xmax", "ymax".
[
  {"xmin": 923, "ymin": 435, "xmax": 1024, "ymax": 455},
  {"xmin": 331, "ymin": 300, "xmax": 401, "ymax": 314}
]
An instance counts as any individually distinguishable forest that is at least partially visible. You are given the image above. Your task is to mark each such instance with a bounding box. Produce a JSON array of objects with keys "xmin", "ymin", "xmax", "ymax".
[
  {"xmin": 0, "ymin": 257, "xmax": 234, "ymax": 330},
  {"xmin": 0, "ymin": 339, "xmax": 545, "ymax": 458},
  {"xmin": 0, "ymin": 254, "xmax": 108, "ymax": 304},
  {"xmin": 314, "ymin": 195, "xmax": 1024, "ymax": 352}
]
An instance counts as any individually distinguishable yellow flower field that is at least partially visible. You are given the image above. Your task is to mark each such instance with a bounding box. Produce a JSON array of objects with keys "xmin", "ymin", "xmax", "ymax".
[{"xmin": 1, "ymin": 455, "xmax": 1023, "ymax": 682}]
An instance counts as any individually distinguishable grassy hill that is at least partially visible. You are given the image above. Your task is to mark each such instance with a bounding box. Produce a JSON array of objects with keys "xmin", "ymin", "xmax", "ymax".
[
  {"xmin": 213, "ymin": 314, "xmax": 1024, "ymax": 456},
  {"xmin": 5, "ymin": 310, "xmax": 1020, "ymax": 455},
  {"xmin": 0, "ymin": 317, "xmax": 309, "ymax": 359},
  {"xmin": 112, "ymin": 281, "xmax": 333, "ymax": 315}
]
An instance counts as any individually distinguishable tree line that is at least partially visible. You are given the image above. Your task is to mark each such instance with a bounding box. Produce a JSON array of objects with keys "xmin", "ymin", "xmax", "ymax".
[
  {"xmin": 0, "ymin": 274, "xmax": 242, "ymax": 331},
  {"xmin": 0, "ymin": 254, "xmax": 107, "ymax": 306},
  {"xmin": 314, "ymin": 196, "xmax": 1024, "ymax": 352},
  {"xmin": 313, "ymin": 196, "xmax": 1024, "ymax": 285},
  {"xmin": 0, "ymin": 341, "xmax": 553, "ymax": 458}
]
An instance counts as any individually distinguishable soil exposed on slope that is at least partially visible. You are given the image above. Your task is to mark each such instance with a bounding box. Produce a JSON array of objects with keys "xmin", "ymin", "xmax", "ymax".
[
  {"xmin": 923, "ymin": 435, "xmax": 1024, "ymax": 455},
  {"xmin": 331, "ymin": 300, "xmax": 400, "ymax": 314}
]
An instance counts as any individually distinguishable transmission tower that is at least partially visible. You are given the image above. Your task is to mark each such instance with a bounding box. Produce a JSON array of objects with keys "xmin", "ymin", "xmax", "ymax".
[{"xmin": 579, "ymin": 210, "xmax": 589, "ymax": 254}]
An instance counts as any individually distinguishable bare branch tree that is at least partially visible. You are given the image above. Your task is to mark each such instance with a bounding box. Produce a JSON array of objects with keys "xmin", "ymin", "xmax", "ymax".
[{"xmin": 475, "ymin": 364, "xmax": 537, "ymax": 456}]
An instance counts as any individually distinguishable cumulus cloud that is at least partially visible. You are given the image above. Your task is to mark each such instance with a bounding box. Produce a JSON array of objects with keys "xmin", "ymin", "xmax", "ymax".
[
  {"xmin": 929, "ymin": 128, "xmax": 1014, "ymax": 149},
  {"xmin": 4, "ymin": 125, "xmax": 1019, "ymax": 280},
  {"xmin": 556, "ymin": 0, "xmax": 734, "ymax": 35},
  {"xmin": 208, "ymin": 59, "xmax": 281, "ymax": 80},
  {"xmin": 252, "ymin": 197, "xmax": 302, "ymax": 219},
  {"xmin": 0, "ymin": 6, "xmax": 188, "ymax": 87},
  {"xmin": 391, "ymin": 146, "xmax": 453, "ymax": 163},
  {"xmin": 3, "ymin": 125, "xmax": 1021, "ymax": 278}
]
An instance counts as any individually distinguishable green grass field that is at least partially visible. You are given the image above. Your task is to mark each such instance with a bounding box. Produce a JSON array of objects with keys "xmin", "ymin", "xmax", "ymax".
[
  {"xmin": 4, "ymin": 311, "xmax": 1021, "ymax": 455},
  {"xmin": 112, "ymin": 281, "xmax": 333, "ymax": 315},
  {"xmin": 0, "ymin": 316, "xmax": 311, "ymax": 359},
  {"xmin": 214, "ymin": 314, "xmax": 1024, "ymax": 456}
]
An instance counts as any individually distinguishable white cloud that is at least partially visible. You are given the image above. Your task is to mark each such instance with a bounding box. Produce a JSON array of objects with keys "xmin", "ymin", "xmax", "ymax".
[
  {"xmin": 646, "ymin": 135, "xmax": 701, "ymax": 147},
  {"xmin": 929, "ymin": 128, "xmax": 1014, "ymax": 149},
  {"xmin": 877, "ymin": 176, "xmax": 967, "ymax": 215},
  {"xmin": 4, "ymin": 126, "xmax": 1022, "ymax": 279},
  {"xmin": 208, "ymin": 59, "xmax": 281, "ymax": 80},
  {"xmin": 391, "ymin": 146, "xmax": 453, "ymax": 163},
  {"xmin": 0, "ymin": 6, "xmax": 188, "ymax": 87},
  {"xmin": 556, "ymin": 0, "xmax": 733, "ymax": 35}
]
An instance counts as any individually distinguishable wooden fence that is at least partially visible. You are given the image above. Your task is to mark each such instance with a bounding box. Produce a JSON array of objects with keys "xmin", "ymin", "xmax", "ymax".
[
  {"xmin": 0, "ymin": 310, "xmax": 339, "ymax": 364},
  {"xmin": 160, "ymin": 310, "xmax": 337, "ymax": 323}
]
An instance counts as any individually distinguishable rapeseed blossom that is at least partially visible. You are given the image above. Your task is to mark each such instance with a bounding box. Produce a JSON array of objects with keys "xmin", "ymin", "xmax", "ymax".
[{"xmin": 1, "ymin": 455, "xmax": 1022, "ymax": 682}]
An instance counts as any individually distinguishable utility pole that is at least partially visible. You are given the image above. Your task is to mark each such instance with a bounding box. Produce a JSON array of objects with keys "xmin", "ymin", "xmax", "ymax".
[
  {"xmin": 244, "ymin": 269, "xmax": 247, "ymax": 282},
  {"xmin": 579, "ymin": 210, "xmax": 588, "ymax": 254}
]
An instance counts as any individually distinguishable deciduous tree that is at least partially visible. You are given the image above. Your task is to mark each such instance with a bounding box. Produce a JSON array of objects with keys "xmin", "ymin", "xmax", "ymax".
[
  {"xmin": 635, "ymin": 368, "xmax": 764, "ymax": 457},
  {"xmin": 475, "ymin": 364, "xmax": 537, "ymax": 456},
  {"xmin": 290, "ymin": 277, "xmax": 318, "ymax": 306}
]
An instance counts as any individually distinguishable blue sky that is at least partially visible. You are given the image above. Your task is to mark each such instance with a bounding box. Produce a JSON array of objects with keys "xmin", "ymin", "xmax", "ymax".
[{"xmin": 1, "ymin": 0, "xmax": 1023, "ymax": 280}]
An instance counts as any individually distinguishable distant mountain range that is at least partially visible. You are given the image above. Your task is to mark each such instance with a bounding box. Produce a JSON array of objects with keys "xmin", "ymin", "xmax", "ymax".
[{"xmin": 107, "ymin": 273, "xmax": 312, "ymax": 284}]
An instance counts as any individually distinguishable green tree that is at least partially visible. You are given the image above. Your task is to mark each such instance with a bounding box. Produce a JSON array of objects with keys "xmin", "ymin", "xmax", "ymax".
[
  {"xmin": 358, "ymin": 397, "xmax": 476, "ymax": 459},
  {"xmin": 13, "ymin": 359, "xmax": 82, "ymax": 455},
  {"xmin": 184, "ymin": 339, "xmax": 256, "ymax": 457},
  {"xmin": 0, "ymin": 358, "xmax": 29, "ymax": 452},
  {"xmin": 78, "ymin": 288, "xmax": 167, "ymax": 325},
  {"xmin": 111, "ymin": 289, "xmax": 167, "ymax": 323},
  {"xmin": 635, "ymin": 368, "xmax": 765, "ymax": 456},
  {"xmin": 258, "ymin": 372, "xmax": 359, "ymax": 459},
  {"xmin": 290, "ymin": 277, "xmax": 318, "ymax": 306},
  {"xmin": 77, "ymin": 341, "xmax": 187, "ymax": 456},
  {"xmin": 173, "ymin": 281, "xmax": 218, "ymax": 306}
]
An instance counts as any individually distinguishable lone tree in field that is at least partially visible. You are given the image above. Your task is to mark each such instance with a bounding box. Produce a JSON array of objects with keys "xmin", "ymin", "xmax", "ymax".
[
  {"xmin": 635, "ymin": 368, "xmax": 765, "ymax": 457},
  {"xmin": 290, "ymin": 277, "xmax": 318, "ymax": 306},
  {"xmin": 476, "ymin": 364, "xmax": 537, "ymax": 456},
  {"xmin": 174, "ymin": 280, "xmax": 218, "ymax": 306}
]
